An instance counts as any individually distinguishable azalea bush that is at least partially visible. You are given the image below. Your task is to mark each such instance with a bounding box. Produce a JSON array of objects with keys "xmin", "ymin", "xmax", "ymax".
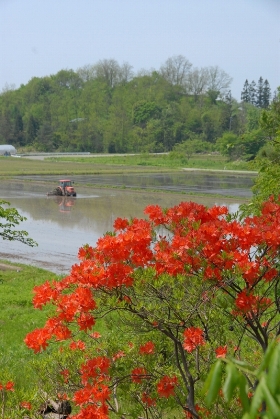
[{"xmin": 25, "ymin": 199, "xmax": 280, "ymax": 418}]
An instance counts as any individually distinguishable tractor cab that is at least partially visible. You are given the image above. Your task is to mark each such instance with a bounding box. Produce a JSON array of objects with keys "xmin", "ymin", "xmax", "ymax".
[
  {"xmin": 59, "ymin": 180, "xmax": 76, "ymax": 197},
  {"xmin": 60, "ymin": 179, "xmax": 74, "ymax": 188}
]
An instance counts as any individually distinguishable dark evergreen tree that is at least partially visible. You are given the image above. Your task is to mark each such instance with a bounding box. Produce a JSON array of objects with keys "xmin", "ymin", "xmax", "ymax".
[
  {"xmin": 263, "ymin": 79, "xmax": 271, "ymax": 108},
  {"xmin": 221, "ymin": 90, "xmax": 234, "ymax": 131},
  {"xmin": 26, "ymin": 115, "xmax": 40, "ymax": 144},
  {"xmin": 272, "ymin": 89, "xmax": 279, "ymax": 102},
  {"xmin": 256, "ymin": 77, "xmax": 264, "ymax": 108},
  {"xmin": 248, "ymin": 80, "xmax": 257, "ymax": 106},
  {"xmin": 0, "ymin": 111, "xmax": 13, "ymax": 143},
  {"xmin": 225, "ymin": 90, "xmax": 233, "ymax": 105},
  {"xmin": 36, "ymin": 122, "xmax": 54, "ymax": 151},
  {"xmin": 13, "ymin": 109, "xmax": 25, "ymax": 146},
  {"xmin": 241, "ymin": 79, "xmax": 250, "ymax": 102}
]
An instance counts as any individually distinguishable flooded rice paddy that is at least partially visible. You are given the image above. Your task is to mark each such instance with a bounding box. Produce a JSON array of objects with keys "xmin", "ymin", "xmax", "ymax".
[{"xmin": 0, "ymin": 171, "xmax": 254, "ymax": 274}]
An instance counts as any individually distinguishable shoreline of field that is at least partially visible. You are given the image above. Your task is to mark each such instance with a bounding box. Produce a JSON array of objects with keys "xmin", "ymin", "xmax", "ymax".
[{"xmin": 182, "ymin": 167, "xmax": 257, "ymax": 175}]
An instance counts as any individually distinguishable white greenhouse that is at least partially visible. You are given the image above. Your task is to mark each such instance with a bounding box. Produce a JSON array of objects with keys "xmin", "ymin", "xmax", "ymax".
[{"xmin": 0, "ymin": 145, "xmax": 17, "ymax": 155}]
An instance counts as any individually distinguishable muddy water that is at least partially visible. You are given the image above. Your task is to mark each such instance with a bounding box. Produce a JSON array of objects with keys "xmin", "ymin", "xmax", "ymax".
[{"xmin": 0, "ymin": 175, "xmax": 252, "ymax": 275}]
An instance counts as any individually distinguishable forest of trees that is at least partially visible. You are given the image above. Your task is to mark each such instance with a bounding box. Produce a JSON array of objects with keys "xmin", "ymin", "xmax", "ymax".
[
  {"xmin": 241, "ymin": 77, "xmax": 271, "ymax": 108},
  {"xmin": 0, "ymin": 55, "xmax": 274, "ymax": 158}
]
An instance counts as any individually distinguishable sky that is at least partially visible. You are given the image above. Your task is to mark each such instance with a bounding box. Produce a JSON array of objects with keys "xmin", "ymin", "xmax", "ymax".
[{"xmin": 0, "ymin": 0, "xmax": 279, "ymax": 100}]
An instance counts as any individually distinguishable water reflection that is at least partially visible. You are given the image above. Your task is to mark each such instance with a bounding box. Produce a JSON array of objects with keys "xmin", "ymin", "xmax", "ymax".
[
  {"xmin": 0, "ymin": 176, "xmax": 251, "ymax": 274},
  {"xmin": 51, "ymin": 196, "xmax": 76, "ymax": 213}
]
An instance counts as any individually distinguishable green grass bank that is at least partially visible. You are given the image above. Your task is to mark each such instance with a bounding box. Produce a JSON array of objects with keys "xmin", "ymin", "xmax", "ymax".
[{"xmin": 0, "ymin": 153, "xmax": 254, "ymax": 176}]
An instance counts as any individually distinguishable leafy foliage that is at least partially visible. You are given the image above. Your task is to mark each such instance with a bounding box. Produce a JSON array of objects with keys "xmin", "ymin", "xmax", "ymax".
[
  {"xmin": 217, "ymin": 129, "xmax": 265, "ymax": 161},
  {"xmin": 250, "ymin": 88, "xmax": 280, "ymax": 206},
  {"xmin": 204, "ymin": 341, "xmax": 280, "ymax": 419},
  {"xmin": 0, "ymin": 200, "xmax": 37, "ymax": 246}
]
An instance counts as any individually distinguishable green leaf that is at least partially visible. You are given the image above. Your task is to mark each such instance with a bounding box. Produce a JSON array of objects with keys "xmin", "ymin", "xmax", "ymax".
[
  {"xmin": 267, "ymin": 344, "xmax": 280, "ymax": 395},
  {"xmin": 204, "ymin": 360, "xmax": 223, "ymax": 406},
  {"xmin": 250, "ymin": 379, "xmax": 265, "ymax": 418},
  {"xmin": 256, "ymin": 341, "xmax": 276, "ymax": 376},
  {"xmin": 223, "ymin": 363, "xmax": 240, "ymax": 403},
  {"xmin": 238, "ymin": 373, "xmax": 250, "ymax": 412},
  {"xmin": 262, "ymin": 380, "xmax": 280, "ymax": 418},
  {"xmin": 233, "ymin": 358, "xmax": 255, "ymax": 372}
]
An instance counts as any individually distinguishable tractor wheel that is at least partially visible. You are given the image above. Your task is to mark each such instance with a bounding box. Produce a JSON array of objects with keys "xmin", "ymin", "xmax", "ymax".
[{"xmin": 54, "ymin": 187, "xmax": 63, "ymax": 196}]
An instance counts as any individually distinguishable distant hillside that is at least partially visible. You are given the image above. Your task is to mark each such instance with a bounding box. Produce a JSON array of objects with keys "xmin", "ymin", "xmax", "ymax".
[{"xmin": 0, "ymin": 56, "xmax": 268, "ymax": 159}]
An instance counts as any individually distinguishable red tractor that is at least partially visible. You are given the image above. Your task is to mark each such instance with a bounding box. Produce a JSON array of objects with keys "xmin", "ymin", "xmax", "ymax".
[{"xmin": 47, "ymin": 179, "xmax": 77, "ymax": 197}]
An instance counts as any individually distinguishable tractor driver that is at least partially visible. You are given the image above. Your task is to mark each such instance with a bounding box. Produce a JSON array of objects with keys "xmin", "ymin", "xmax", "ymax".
[{"xmin": 60, "ymin": 181, "xmax": 66, "ymax": 195}]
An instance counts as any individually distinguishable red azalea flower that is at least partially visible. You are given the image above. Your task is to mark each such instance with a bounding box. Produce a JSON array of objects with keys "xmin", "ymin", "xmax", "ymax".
[
  {"xmin": 183, "ymin": 327, "xmax": 205, "ymax": 352},
  {"xmin": 157, "ymin": 375, "xmax": 178, "ymax": 397},
  {"xmin": 139, "ymin": 341, "xmax": 155, "ymax": 355},
  {"xmin": 5, "ymin": 381, "xmax": 15, "ymax": 391},
  {"xmin": 69, "ymin": 340, "xmax": 86, "ymax": 350},
  {"xmin": 112, "ymin": 350, "xmax": 126, "ymax": 361},
  {"xmin": 20, "ymin": 401, "xmax": 32, "ymax": 410},
  {"xmin": 215, "ymin": 345, "xmax": 227, "ymax": 358},
  {"xmin": 91, "ymin": 331, "xmax": 101, "ymax": 339},
  {"xmin": 113, "ymin": 217, "xmax": 129, "ymax": 230}
]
